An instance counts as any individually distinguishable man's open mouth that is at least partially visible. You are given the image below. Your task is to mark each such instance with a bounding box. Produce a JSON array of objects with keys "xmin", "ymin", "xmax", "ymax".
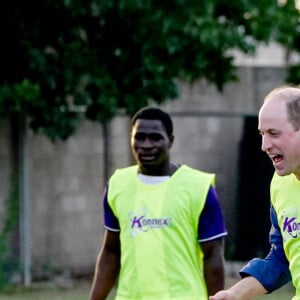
[
  {"xmin": 140, "ymin": 155, "xmax": 156, "ymax": 161},
  {"xmin": 270, "ymin": 154, "xmax": 283, "ymax": 164}
]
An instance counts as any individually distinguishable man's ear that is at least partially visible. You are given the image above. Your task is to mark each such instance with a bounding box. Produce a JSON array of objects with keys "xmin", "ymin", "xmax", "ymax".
[{"xmin": 169, "ymin": 135, "xmax": 174, "ymax": 147}]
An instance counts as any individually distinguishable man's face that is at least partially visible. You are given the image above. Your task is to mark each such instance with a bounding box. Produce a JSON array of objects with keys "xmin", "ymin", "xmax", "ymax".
[
  {"xmin": 258, "ymin": 97, "xmax": 300, "ymax": 180},
  {"xmin": 130, "ymin": 119, "xmax": 173, "ymax": 175}
]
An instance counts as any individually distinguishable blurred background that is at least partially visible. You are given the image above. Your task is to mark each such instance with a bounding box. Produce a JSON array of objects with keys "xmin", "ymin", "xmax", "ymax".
[{"xmin": 1, "ymin": 0, "xmax": 300, "ymax": 289}]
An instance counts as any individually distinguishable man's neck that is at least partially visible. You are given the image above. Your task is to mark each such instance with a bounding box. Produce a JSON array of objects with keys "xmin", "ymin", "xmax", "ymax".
[
  {"xmin": 138, "ymin": 162, "xmax": 180, "ymax": 176},
  {"xmin": 137, "ymin": 173, "xmax": 170, "ymax": 185}
]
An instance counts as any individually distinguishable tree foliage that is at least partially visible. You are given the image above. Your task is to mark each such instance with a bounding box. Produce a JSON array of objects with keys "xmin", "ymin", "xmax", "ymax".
[{"xmin": 0, "ymin": 0, "xmax": 299, "ymax": 140}]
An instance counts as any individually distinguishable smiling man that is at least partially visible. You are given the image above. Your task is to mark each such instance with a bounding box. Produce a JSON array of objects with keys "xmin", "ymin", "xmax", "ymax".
[
  {"xmin": 89, "ymin": 106, "xmax": 227, "ymax": 300},
  {"xmin": 259, "ymin": 87, "xmax": 300, "ymax": 178},
  {"xmin": 209, "ymin": 85, "xmax": 300, "ymax": 300}
]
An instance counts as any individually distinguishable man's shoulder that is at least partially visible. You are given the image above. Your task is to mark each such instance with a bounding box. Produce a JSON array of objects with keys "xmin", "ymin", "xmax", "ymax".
[
  {"xmin": 111, "ymin": 165, "xmax": 137, "ymax": 178},
  {"xmin": 180, "ymin": 164, "xmax": 215, "ymax": 177},
  {"xmin": 177, "ymin": 165, "xmax": 215, "ymax": 184}
]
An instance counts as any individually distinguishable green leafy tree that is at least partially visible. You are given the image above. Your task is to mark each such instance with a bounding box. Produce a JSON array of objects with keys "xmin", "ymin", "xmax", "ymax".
[
  {"xmin": 0, "ymin": 0, "xmax": 299, "ymax": 140},
  {"xmin": 1, "ymin": 0, "xmax": 300, "ymax": 284}
]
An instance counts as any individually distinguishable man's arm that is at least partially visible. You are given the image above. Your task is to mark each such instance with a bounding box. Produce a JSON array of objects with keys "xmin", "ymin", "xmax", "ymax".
[
  {"xmin": 202, "ymin": 238, "xmax": 225, "ymax": 296},
  {"xmin": 238, "ymin": 206, "xmax": 291, "ymax": 291},
  {"xmin": 89, "ymin": 230, "xmax": 121, "ymax": 300},
  {"xmin": 209, "ymin": 276, "xmax": 267, "ymax": 300},
  {"xmin": 209, "ymin": 205, "xmax": 291, "ymax": 300}
]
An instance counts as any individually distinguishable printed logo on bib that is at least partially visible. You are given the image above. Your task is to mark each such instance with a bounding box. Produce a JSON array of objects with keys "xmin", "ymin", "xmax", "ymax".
[
  {"xmin": 281, "ymin": 207, "xmax": 300, "ymax": 241},
  {"xmin": 128, "ymin": 207, "xmax": 172, "ymax": 237}
]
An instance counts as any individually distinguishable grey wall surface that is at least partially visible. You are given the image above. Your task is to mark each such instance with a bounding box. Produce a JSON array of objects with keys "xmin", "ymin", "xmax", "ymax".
[{"xmin": 0, "ymin": 66, "xmax": 287, "ymax": 277}]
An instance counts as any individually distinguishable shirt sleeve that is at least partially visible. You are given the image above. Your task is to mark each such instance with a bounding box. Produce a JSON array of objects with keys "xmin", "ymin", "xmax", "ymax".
[
  {"xmin": 198, "ymin": 185, "xmax": 228, "ymax": 242},
  {"xmin": 103, "ymin": 183, "xmax": 120, "ymax": 232},
  {"xmin": 239, "ymin": 205, "xmax": 291, "ymax": 292}
]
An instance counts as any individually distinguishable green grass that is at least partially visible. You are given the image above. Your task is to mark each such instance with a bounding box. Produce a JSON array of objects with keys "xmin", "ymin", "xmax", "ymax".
[
  {"xmin": 0, "ymin": 279, "xmax": 117, "ymax": 300},
  {"xmin": 0, "ymin": 278, "xmax": 295, "ymax": 300},
  {"xmin": 0, "ymin": 280, "xmax": 92, "ymax": 300}
]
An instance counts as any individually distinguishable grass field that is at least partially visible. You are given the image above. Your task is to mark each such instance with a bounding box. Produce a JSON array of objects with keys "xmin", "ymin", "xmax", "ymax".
[
  {"xmin": 0, "ymin": 278, "xmax": 295, "ymax": 300},
  {"xmin": 0, "ymin": 279, "xmax": 92, "ymax": 300}
]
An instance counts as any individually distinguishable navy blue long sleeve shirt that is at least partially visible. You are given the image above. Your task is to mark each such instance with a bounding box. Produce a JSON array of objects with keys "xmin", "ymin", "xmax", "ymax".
[{"xmin": 239, "ymin": 205, "xmax": 292, "ymax": 292}]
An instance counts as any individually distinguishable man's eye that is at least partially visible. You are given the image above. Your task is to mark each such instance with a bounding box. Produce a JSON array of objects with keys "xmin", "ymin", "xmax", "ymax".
[
  {"xmin": 268, "ymin": 130, "xmax": 280, "ymax": 136},
  {"xmin": 134, "ymin": 133, "xmax": 163, "ymax": 141},
  {"xmin": 148, "ymin": 133, "xmax": 163, "ymax": 141},
  {"xmin": 135, "ymin": 133, "xmax": 147, "ymax": 141},
  {"xmin": 270, "ymin": 132, "xmax": 280, "ymax": 136}
]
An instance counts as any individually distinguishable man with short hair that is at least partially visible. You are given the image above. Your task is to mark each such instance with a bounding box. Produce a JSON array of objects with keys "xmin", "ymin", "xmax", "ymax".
[
  {"xmin": 210, "ymin": 85, "xmax": 300, "ymax": 300},
  {"xmin": 90, "ymin": 106, "xmax": 227, "ymax": 300}
]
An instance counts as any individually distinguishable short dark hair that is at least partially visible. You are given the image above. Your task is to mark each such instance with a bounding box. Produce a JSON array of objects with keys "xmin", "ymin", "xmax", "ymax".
[
  {"xmin": 264, "ymin": 85, "xmax": 300, "ymax": 131},
  {"xmin": 131, "ymin": 107, "xmax": 173, "ymax": 136},
  {"xmin": 287, "ymin": 96, "xmax": 300, "ymax": 131}
]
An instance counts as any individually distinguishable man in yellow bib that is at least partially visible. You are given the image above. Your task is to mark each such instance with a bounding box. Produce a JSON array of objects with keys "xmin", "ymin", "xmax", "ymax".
[
  {"xmin": 210, "ymin": 85, "xmax": 300, "ymax": 300},
  {"xmin": 90, "ymin": 107, "xmax": 227, "ymax": 300}
]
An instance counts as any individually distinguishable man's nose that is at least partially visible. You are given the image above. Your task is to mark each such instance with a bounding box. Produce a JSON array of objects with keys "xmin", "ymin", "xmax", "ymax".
[
  {"xmin": 141, "ymin": 137, "xmax": 153, "ymax": 147},
  {"xmin": 261, "ymin": 135, "xmax": 272, "ymax": 152}
]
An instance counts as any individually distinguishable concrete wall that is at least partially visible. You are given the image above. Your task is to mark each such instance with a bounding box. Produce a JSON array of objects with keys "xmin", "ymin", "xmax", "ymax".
[
  {"xmin": 162, "ymin": 66, "xmax": 286, "ymax": 242},
  {"xmin": 0, "ymin": 66, "xmax": 287, "ymax": 277}
]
